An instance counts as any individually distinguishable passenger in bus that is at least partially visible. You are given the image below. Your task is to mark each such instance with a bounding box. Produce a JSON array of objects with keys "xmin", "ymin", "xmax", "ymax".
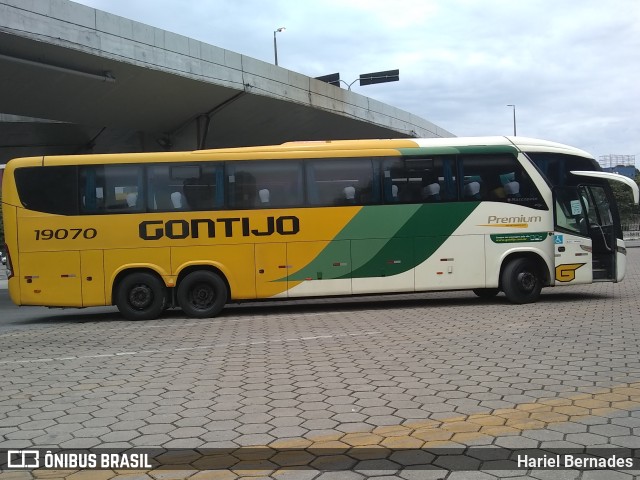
[
  {"xmin": 184, "ymin": 176, "xmax": 216, "ymax": 210},
  {"xmin": 489, "ymin": 185, "xmax": 507, "ymax": 200}
]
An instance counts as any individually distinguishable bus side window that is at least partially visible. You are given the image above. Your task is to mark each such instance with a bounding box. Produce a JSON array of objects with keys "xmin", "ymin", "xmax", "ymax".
[
  {"xmin": 80, "ymin": 167, "xmax": 102, "ymax": 212},
  {"xmin": 227, "ymin": 161, "xmax": 303, "ymax": 209},
  {"xmin": 459, "ymin": 153, "xmax": 546, "ymax": 209},
  {"xmin": 147, "ymin": 165, "xmax": 177, "ymax": 211},
  {"xmin": 81, "ymin": 165, "xmax": 144, "ymax": 213},
  {"xmin": 383, "ymin": 156, "xmax": 455, "ymax": 204},
  {"xmin": 109, "ymin": 166, "xmax": 144, "ymax": 212},
  {"xmin": 183, "ymin": 172, "xmax": 217, "ymax": 210},
  {"xmin": 147, "ymin": 164, "xmax": 221, "ymax": 211},
  {"xmin": 306, "ymin": 158, "xmax": 377, "ymax": 206},
  {"xmin": 15, "ymin": 166, "xmax": 79, "ymax": 215}
]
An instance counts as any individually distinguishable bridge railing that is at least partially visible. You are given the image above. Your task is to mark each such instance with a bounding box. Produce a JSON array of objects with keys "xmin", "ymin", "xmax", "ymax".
[{"xmin": 622, "ymin": 224, "xmax": 640, "ymax": 240}]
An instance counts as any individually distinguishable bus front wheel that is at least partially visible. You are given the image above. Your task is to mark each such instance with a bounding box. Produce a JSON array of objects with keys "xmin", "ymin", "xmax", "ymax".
[
  {"xmin": 116, "ymin": 272, "xmax": 167, "ymax": 321},
  {"xmin": 177, "ymin": 271, "xmax": 228, "ymax": 318},
  {"xmin": 501, "ymin": 258, "xmax": 542, "ymax": 304}
]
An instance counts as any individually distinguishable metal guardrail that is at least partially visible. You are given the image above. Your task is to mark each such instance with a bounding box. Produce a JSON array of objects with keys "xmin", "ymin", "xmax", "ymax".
[{"xmin": 623, "ymin": 225, "xmax": 640, "ymax": 240}]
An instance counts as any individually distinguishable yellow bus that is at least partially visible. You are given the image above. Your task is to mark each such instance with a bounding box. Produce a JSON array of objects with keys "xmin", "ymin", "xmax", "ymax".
[{"xmin": 2, "ymin": 137, "xmax": 638, "ymax": 320}]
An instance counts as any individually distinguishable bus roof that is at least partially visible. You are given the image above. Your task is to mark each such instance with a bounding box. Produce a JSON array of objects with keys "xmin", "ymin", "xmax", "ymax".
[
  {"xmin": 202, "ymin": 136, "xmax": 593, "ymax": 157},
  {"xmin": 5, "ymin": 136, "xmax": 595, "ymax": 168}
]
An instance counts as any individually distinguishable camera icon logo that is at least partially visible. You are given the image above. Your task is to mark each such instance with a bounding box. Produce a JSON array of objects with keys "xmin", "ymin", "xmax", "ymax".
[{"xmin": 7, "ymin": 450, "xmax": 40, "ymax": 468}]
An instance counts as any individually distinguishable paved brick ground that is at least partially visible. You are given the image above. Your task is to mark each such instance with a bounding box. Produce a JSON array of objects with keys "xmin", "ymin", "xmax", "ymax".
[{"xmin": 2, "ymin": 250, "xmax": 640, "ymax": 479}]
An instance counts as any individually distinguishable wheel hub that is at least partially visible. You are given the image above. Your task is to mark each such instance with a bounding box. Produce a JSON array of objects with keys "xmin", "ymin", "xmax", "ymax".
[
  {"xmin": 192, "ymin": 283, "xmax": 214, "ymax": 308},
  {"xmin": 517, "ymin": 271, "xmax": 536, "ymax": 292},
  {"xmin": 129, "ymin": 285, "xmax": 152, "ymax": 309}
]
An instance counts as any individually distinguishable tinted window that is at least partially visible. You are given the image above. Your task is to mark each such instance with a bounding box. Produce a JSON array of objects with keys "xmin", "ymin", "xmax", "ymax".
[
  {"xmin": 554, "ymin": 188, "xmax": 588, "ymax": 235},
  {"xmin": 15, "ymin": 166, "xmax": 78, "ymax": 215},
  {"xmin": 226, "ymin": 161, "xmax": 303, "ymax": 209},
  {"xmin": 583, "ymin": 185, "xmax": 613, "ymax": 227},
  {"xmin": 526, "ymin": 152, "xmax": 600, "ymax": 187},
  {"xmin": 460, "ymin": 154, "xmax": 547, "ymax": 209},
  {"xmin": 148, "ymin": 164, "xmax": 222, "ymax": 211},
  {"xmin": 80, "ymin": 165, "xmax": 144, "ymax": 213},
  {"xmin": 306, "ymin": 158, "xmax": 378, "ymax": 206},
  {"xmin": 382, "ymin": 156, "xmax": 456, "ymax": 203}
]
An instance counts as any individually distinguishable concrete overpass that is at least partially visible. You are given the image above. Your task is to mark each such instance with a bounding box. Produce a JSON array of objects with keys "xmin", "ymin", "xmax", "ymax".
[{"xmin": 0, "ymin": 0, "xmax": 454, "ymax": 168}]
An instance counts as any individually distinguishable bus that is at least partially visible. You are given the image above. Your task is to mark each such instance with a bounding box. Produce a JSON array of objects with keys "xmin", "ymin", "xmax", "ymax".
[{"xmin": 2, "ymin": 137, "xmax": 638, "ymax": 320}]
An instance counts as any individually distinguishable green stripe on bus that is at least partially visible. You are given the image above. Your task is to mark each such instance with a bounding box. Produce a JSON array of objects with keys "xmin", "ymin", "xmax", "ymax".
[
  {"xmin": 286, "ymin": 204, "xmax": 420, "ymax": 281},
  {"xmin": 346, "ymin": 203, "xmax": 479, "ymax": 278},
  {"xmin": 286, "ymin": 202, "xmax": 479, "ymax": 281},
  {"xmin": 397, "ymin": 145, "xmax": 518, "ymax": 156}
]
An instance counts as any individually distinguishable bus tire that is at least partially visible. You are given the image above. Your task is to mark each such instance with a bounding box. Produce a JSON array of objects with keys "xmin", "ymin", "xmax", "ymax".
[
  {"xmin": 116, "ymin": 272, "xmax": 166, "ymax": 321},
  {"xmin": 501, "ymin": 257, "xmax": 542, "ymax": 304},
  {"xmin": 177, "ymin": 271, "xmax": 227, "ymax": 318},
  {"xmin": 473, "ymin": 288, "xmax": 499, "ymax": 299}
]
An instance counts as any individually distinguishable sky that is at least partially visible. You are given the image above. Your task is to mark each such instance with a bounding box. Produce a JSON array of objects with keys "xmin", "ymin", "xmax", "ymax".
[{"xmin": 74, "ymin": 0, "xmax": 640, "ymax": 163}]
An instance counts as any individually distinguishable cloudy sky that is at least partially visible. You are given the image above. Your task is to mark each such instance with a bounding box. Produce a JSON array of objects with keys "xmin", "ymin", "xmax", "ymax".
[{"xmin": 75, "ymin": 0, "xmax": 639, "ymax": 162}]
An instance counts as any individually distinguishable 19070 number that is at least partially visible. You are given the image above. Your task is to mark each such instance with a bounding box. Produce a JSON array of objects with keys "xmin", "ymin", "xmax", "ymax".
[{"xmin": 34, "ymin": 228, "xmax": 97, "ymax": 240}]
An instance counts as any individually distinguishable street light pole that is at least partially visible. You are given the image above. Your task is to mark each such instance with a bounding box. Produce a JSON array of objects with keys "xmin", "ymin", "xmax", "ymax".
[
  {"xmin": 507, "ymin": 104, "xmax": 517, "ymax": 136},
  {"xmin": 273, "ymin": 27, "xmax": 285, "ymax": 66},
  {"xmin": 340, "ymin": 78, "xmax": 361, "ymax": 91}
]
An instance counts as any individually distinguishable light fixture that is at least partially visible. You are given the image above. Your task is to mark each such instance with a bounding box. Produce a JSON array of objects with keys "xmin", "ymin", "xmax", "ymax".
[{"xmin": 273, "ymin": 27, "xmax": 286, "ymax": 66}]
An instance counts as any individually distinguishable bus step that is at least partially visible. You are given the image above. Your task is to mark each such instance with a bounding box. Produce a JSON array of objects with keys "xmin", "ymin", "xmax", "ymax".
[{"xmin": 593, "ymin": 268, "xmax": 613, "ymax": 280}]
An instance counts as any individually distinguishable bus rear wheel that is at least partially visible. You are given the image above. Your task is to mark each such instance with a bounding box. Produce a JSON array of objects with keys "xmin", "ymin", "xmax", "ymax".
[
  {"xmin": 116, "ymin": 272, "xmax": 166, "ymax": 320},
  {"xmin": 501, "ymin": 258, "xmax": 542, "ymax": 304},
  {"xmin": 177, "ymin": 271, "xmax": 228, "ymax": 318}
]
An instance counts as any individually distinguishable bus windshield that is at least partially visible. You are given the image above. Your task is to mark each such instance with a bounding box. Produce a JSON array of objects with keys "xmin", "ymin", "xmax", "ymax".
[{"xmin": 526, "ymin": 152, "xmax": 601, "ymax": 187}]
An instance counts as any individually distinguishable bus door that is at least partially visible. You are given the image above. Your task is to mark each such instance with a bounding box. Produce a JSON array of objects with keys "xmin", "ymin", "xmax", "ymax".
[
  {"xmin": 553, "ymin": 187, "xmax": 593, "ymax": 285},
  {"xmin": 579, "ymin": 184, "xmax": 617, "ymax": 281},
  {"xmin": 568, "ymin": 170, "xmax": 639, "ymax": 282},
  {"xmin": 553, "ymin": 185, "xmax": 617, "ymax": 284}
]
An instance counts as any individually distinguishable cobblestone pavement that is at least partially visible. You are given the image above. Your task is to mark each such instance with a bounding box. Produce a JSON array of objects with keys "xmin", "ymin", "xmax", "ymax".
[{"xmin": 2, "ymin": 250, "xmax": 640, "ymax": 479}]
